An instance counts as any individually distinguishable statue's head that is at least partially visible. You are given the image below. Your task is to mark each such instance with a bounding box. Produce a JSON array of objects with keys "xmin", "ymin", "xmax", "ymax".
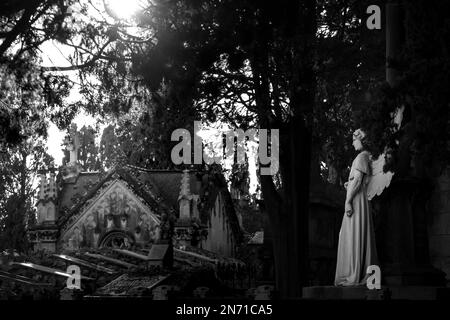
[{"xmin": 352, "ymin": 128, "xmax": 366, "ymax": 151}]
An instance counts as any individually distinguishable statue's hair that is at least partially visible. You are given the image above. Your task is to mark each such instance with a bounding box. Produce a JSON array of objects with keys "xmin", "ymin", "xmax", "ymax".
[{"xmin": 353, "ymin": 128, "xmax": 366, "ymax": 142}]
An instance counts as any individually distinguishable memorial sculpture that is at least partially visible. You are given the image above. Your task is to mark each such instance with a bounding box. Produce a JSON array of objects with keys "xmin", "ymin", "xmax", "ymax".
[{"xmin": 335, "ymin": 129, "xmax": 394, "ymax": 286}]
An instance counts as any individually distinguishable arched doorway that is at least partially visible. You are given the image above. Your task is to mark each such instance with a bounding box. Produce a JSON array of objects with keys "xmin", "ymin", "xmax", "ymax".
[{"xmin": 99, "ymin": 231, "xmax": 134, "ymax": 249}]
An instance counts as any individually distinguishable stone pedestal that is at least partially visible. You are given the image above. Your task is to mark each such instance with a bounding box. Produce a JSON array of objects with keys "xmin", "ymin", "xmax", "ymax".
[{"xmin": 375, "ymin": 178, "xmax": 446, "ymax": 286}]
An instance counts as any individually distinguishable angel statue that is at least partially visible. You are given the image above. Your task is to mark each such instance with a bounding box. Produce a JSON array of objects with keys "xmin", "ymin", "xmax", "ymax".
[{"xmin": 334, "ymin": 129, "xmax": 394, "ymax": 286}]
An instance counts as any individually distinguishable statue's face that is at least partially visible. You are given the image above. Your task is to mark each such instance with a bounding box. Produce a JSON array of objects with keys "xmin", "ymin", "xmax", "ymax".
[{"xmin": 352, "ymin": 137, "xmax": 363, "ymax": 151}]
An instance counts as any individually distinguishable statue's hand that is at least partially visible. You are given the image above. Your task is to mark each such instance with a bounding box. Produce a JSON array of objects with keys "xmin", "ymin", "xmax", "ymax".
[{"xmin": 345, "ymin": 201, "xmax": 353, "ymax": 217}]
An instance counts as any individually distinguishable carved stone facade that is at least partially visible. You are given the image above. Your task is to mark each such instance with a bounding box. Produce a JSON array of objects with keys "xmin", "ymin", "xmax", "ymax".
[
  {"xmin": 60, "ymin": 180, "xmax": 160, "ymax": 250},
  {"xmin": 27, "ymin": 126, "xmax": 242, "ymax": 257}
]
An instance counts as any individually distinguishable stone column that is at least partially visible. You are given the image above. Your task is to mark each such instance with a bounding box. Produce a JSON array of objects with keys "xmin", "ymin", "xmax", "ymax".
[{"xmin": 378, "ymin": 2, "xmax": 446, "ymax": 286}]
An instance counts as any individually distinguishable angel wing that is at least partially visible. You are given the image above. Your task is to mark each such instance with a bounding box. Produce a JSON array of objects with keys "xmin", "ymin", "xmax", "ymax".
[{"xmin": 367, "ymin": 153, "xmax": 394, "ymax": 201}]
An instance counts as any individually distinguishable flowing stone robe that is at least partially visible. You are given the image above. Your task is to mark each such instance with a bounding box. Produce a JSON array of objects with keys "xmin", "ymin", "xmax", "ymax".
[{"xmin": 334, "ymin": 150, "xmax": 378, "ymax": 286}]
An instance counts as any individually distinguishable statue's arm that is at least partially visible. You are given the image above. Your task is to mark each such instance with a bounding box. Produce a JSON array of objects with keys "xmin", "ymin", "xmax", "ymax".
[{"xmin": 345, "ymin": 170, "xmax": 364, "ymax": 217}]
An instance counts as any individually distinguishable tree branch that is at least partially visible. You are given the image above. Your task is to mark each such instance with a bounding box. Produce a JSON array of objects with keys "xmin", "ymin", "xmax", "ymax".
[
  {"xmin": 41, "ymin": 40, "xmax": 113, "ymax": 71},
  {"xmin": 0, "ymin": 1, "xmax": 41, "ymax": 57}
]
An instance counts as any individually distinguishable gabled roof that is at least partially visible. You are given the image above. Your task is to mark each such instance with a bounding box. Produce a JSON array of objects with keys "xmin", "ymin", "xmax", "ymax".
[
  {"xmin": 56, "ymin": 164, "xmax": 243, "ymax": 245},
  {"xmin": 57, "ymin": 165, "xmax": 178, "ymax": 231},
  {"xmin": 57, "ymin": 171, "xmax": 101, "ymax": 214},
  {"xmin": 126, "ymin": 166, "xmax": 201, "ymax": 211}
]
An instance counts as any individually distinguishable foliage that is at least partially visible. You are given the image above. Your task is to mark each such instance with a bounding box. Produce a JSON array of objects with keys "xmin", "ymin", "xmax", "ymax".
[
  {"xmin": 0, "ymin": 194, "xmax": 30, "ymax": 253},
  {"xmin": 314, "ymin": 0, "xmax": 386, "ymax": 183},
  {"xmin": 0, "ymin": 0, "xmax": 74, "ymax": 59},
  {"xmin": 0, "ymin": 56, "xmax": 55, "ymax": 253},
  {"xmin": 0, "ymin": 0, "xmax": 382, "ymax": 179},
  {"xmin": 354, "ymin": 0, "xmax": 450, "ymax": 177},
  {"xmin": 99, "ymin": 124, "xmax": 125, "ymax": 168},
  {"xmin": 0, "ymin": 0, "xmax": 80, "ymax": 148},
  {"xmin": 61, "ymin": 125, "xmax": 101, "ymax": 171},
  {"xmin": 1, "ymin": 0, "xmax": 447, "ymax": 297},
  {"xmin": 57, "ymin": 0, "xmax": 363, "ymax": 296},
  {"xmin": 0, "ymin": 139, "xmax": 53, "ymax": 253}
]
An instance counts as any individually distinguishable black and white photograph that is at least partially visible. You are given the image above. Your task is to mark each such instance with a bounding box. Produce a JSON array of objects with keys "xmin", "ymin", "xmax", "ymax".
[{"xmin": 0, "ymin": 0, "xmax": 449, "ymax": 315}]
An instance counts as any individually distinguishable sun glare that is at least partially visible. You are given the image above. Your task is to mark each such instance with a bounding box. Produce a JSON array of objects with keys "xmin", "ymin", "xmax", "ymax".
[{"xmin": 106, "ymin": 0, "xmax": 142, "ymax": 20}]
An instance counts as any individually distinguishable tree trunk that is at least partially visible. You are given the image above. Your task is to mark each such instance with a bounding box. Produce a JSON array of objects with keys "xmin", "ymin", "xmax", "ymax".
[
  {"xmin": 249, "ymin": 0, "xmax": 316, "ymax": 298},
  {"xmin": 260, "ymin": 117, "xmax": 312, "ymax": 298},
  {"xmin": 257, "ymin": 0, "xmax": 316, "ymax": 298}
]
